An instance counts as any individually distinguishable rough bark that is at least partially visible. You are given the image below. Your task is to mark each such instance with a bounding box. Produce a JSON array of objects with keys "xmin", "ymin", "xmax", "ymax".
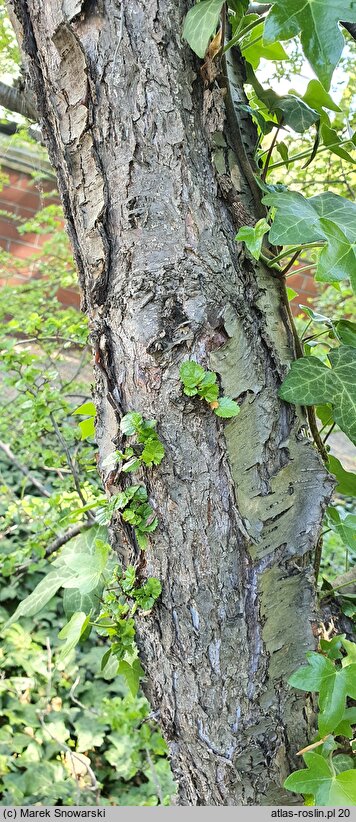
[{"xmin": 11, "ymin": 0, "xmax": 334, "ymax": 805}]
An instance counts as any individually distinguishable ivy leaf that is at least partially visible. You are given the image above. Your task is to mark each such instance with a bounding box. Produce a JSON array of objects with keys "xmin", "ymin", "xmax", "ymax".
[
  {"xmin": 327, "ymin": 456, "xmax": 356, "ymax": 498},
  {"xmin": 278, "ymin": 347, "xmax": 356, "ymax": 445},
  {"xmin": 264, "ymin": 0, "xmax": 356, "ymax": 89},
  {"xmin": 179, "ymin": 360, "xmax": 206, "ymax": 388},
  {"xmin": 289, "ymin": 652, "xmax": 356, "ymax": 734},
  {"xmin": 182, "ymin": 0, "xmax": 224, "ymax": 58},
  {"xmin": 321, "ymin": 123, "xmax": 356, "ymax": 164},
  {"xmin": 118, "ymin": 659, "xmax": 145, "ymax": 697},
  {"xmin": 214, "ymin": 397, "xmax": 240, "ymax": 418},
  {"xmin": 303, "ymin": 80, "xmax": 341, "ymax": 114},
  {"xmin": 263, "ymin": 190, "xmax": 356, "ymax": 291},
  {"xmin": 284, "ymin": 752, "xmax": 356, "ymax": 805},
  {"xmin": 62, "ymin": 540, "xmax": 109, "ymax": 594},
  {"xmin": 336, "ymin": 321, "xmax": 356, "ymax": 348},
  {"xmin": 236, "ymin": 218, "xmax": 269, "ymax": 260},
  {"xmin": 4, "ymin": 569, "xmax": 69, "ymax": 627},
  {"xmin": 334, "ymin": 707, "xmax": 356, "ymax": 739},
  {"xmin": 326, "ymin": 508, "xmax": 356, "ymax": 552},
  {"xmin": 241, "ymin": 18, "xmax": 287, "ymax": 69},
  {"xmin": 57, "ymin": 611, "xmax": 90, "ymax": 662},
  {"xmin": 141, "ymin": 437, "xmax": 165, "ymax": 467},
  {"xmin": 63, "ymin": 584, "xmax": 103, "ymax": 620},
  {"xmin": 275, "ymin": 95, "xmax": 319, "ymax": 133}
]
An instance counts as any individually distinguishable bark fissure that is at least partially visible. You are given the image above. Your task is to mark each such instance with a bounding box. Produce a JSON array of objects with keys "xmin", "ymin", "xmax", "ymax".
[{"xmin": 11, "ymin": 0, "xmax": 334, "ymax": 805}]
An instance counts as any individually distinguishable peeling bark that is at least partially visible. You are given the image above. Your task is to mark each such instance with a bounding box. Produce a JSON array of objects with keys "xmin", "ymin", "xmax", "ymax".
[{"xmin": 11, "ymin": 0, "xmax": 334, "ymax": 805}]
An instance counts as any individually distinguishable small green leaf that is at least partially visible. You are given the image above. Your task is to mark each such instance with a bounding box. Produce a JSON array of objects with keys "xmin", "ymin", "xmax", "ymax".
[
  {"xmin": 183, "ymin": 0, "xmax": 224, "ymax": 58},
  {"xmin": 141, "ymin": 438, "xmax": 165, "ymax": 467},
  {"xmin": 179, "ymin": 360, "xmax": 206, "ymax": 388},
  {"xmin": 120, "ymin": 412, "xmax": 143, "ymax": 436},
  {"xmin": 286, "ymin": 287, "xmax": 298, "ymax": 302},
  {"xmin": 73, "ymin": 401, "xmax": 96, "ymax": 416},
  {"xmin": 236, "ymin": 218, "xmax": 270, "ymax": 260},
  {"xmin": 78, "ymin": 416, "xmax": 95, "ymax": 440},
  {"xmin": 275, "ymin": 95, "xmax": 319, "ymax": 133},
  {"xmin": 214, "ymin": 397, "xmax": 240, "ymax": 418},
  {"xmin": 118, "ymin": 659, "xmax": 145, "ymax": 697}
]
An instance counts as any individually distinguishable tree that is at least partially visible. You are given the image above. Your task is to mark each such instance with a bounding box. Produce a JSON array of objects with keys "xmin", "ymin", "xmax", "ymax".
[{"xmin": 6, "ymin": 0, "xmax": 355, "ymax": 806}]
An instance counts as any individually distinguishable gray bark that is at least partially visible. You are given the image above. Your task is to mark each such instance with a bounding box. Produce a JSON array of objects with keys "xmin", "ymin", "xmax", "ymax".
[{"xmin": 10, "ymin": 0, "xmax": 333, "ymax": 805}]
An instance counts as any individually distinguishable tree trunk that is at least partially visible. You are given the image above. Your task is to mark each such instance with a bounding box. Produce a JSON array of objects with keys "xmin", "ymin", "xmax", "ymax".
[{"xmin": 11, "ymin": 0, "xmax": 333, "ymax": 805}]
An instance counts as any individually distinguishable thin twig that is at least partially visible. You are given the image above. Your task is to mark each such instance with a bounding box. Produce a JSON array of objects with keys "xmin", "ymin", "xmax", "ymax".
[
  {"xmin": 49, "ymin": 413, "xmax": 95, "ymax": 522},
  {"xmin": 145, "ymin": 746, "xmax": 164, "ymax": 805},
  {"xmin": 0, "ymin": 439, "xmax": 51, "ymax": 497}
]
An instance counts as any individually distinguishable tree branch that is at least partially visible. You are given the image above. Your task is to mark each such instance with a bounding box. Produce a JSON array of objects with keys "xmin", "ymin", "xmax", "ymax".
[
  {"xmin": 45, "ymin": 522, "xmax": 93, "ymax": 557},
  {"xmin": 0, "ymin": 439, "xmax": 51, "ymax": 497},
  {"xmin": 0, "ymin": 80, "xmax": 37, "ymax": 120}
]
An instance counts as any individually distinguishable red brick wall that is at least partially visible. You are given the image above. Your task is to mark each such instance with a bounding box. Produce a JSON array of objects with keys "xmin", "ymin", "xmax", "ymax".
[{"xmin": 0, "ymin": 165, "xmax": 79, "ymax": 308}]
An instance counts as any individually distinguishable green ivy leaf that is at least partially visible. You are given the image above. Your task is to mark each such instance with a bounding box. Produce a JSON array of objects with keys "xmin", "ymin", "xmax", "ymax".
[
  {"xmin": 179, "ymin": 360, "xmax": 206, "ymax": 388},
  {"xmin": 182, "ymin": 0, "xmax": 224, "ymax": 58},
  {"xmin": 118, "ymin": 659, "xmax": 145, "ymax": 697},
  {"xmin": 236, "ymin": 218, "xmax": 270, "ymax": 260},
  {"xmin": 141, "ymin": 437, "xmax": 165, "ymax": 467},
  {"xmin": 263, "ymin": 190, "xmax": 356, "ymax": 292},
  {"xmin": 57, "ymin": 611, "xmax": 90, "ymax": 662},
  {"xmin": 275, "ymin": 95, "xmax": 319, "ymax": 133},
  {"xmin": 327, "ymin": 456, "xmax": 356, "ymax": 498},
  {"xmin": 278, "ymin": 346, "xmax": 356, "ymax": 445},
  {"xmin": 334, "ymin": 707, "xmax": 356, "ymax": 739},
  {"xmin": 241, "ymin": 18, "xmax": 288, "ymax": 69},
  {"xmin": 264, "ymin": 0, "xmax": 356, "ymax": 90},
  {"xmin": 4, "ymin": 569, "xmax": 69, "ymax": 627},
  {"xmin": 320, "ymin": 122, "xmax": 356, "ymax": 164},
  {"xmin": 336, "ymin": 321, "xmax": 356, "ymax": 348},
  {"xmin": 303, "ymin": 80, "xmax": 341, "ymax": 114},
  {"xmin": 326, "ymin": 508, "xmax": 356, "ymax": 552},
  {"xmin": 289, "ymin": 652, "xmax": 356, "ymax": 735},
  {"xmin": 284, "ymin": 752, "xmax": 356, "ymax": 805},
  {"xmin": 214, "ymin": 396, "xmax": 240, "ymax": 418}
]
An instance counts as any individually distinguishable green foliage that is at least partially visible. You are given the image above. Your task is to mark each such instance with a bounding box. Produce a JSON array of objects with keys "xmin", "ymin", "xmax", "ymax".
[
  {"xmin": 278, "ymin": 347, "xmax": 356, "ymax": 445},
  {"xmin": 0, "ymin": 163, "xmax": 173, "ymax": 804},
  {"xmin": 179, "ymin": 360, "xmax": 240, "ymax": 418},
  {"xmin": 236, "ymin": 218, "xmax": 269, "ymax": 260},
  {"xmin": 264, "ymin": 1, "xmax": 356, "ymax": 89},
  {"xmin": 285, "ymin": 752, "xmax": 356, "ymax": 806},
  {"xmin": 285, "ymin": 639, "xmax": 356, "ymax": 805},
  {"xmin": 182, "ymin": 0, "xmax": 224, "ymax": 58},
  {"xmin": 263, "ymin": 191, "xmax": 356, "ymax": 291}
]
